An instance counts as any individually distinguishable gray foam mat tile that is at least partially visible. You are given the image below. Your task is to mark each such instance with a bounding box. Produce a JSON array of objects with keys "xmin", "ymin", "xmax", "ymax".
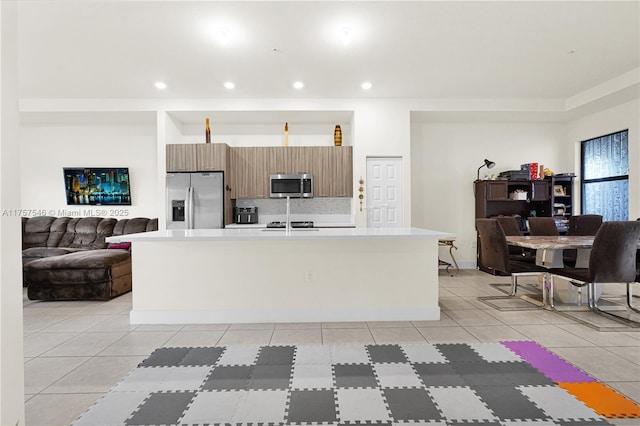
[
  {"xmin": 139, "ymin": 347, "xmax": 190, "ymax": 367},
  {"xmin": 112, "ymin": 366, "xmax": 212, "ymax": 392},
  {"xmin": 450, "ymin": 361, "xmax": 510, "ymax": 387},
  {"xmin": 469, "ymin": 342, "xmax": 525, "ymax": 363},
  {"xmin": 383, "ymin": 388, "xmax": 443, "ymax": 421},
  {"xmin": 413, "ymin": 362, "xmax": 466, "ymax": 387},
  {"xmin": 336, "ymin": 388, "xmax": 391, "ymax": 422},
  {"xmin": 366, "ymin": 344, "xmax": 408, "ymax": 363},
  {"xmin": 334, "ymin": 363, "xmax": 378, "ymax": 388},
  {"xmin": 494, "ymin": 361, "xmax": 555, "ymax": 386},
  {"xmin": 427, "ymin": 386, "xmax": 498, "ymax": 422},
  {"xmin": 256, "ymin": 345, "xmax": 295, "ymax": 365},
  {"xmin": 72, "ymin": 391, "xmax": 151, "ymax": 426},
  {"xmin": 436, "ymin": 343, "xmax": 486, "ymax": 363},
  {"xmin": 200, "ymin": 365, "xmax": 253, "ymax": 391},
  {"xmin": 216, "ymin": 345, "xmax": 260, "ymax": 365},
  {"xmin": 180, "ymin": 346, "xmax": 225, "ymax": 366},
  {"xmin": 400, "ymin": 343, "xmax": 448, "ymax": 364},
  {"xmin": 247, "ymin": 364, "xmax": 292, "ymax": 390},
  {"xmin": 372, "ymin": 363, "xmax": 423, "ymax": 388},
  {"xmin": 125, "ymin": 391, "xmax": 196, "ymax": 426},
  {"xmin": 232, "ymin": 389, "xmax": 289, "ymax": 423},
  {"xmin": 518, "ymin": 385, "xmax": 608, "ymax": 421},
  {"xmin": 287, "ymin": 389, "xmax": 338, "ymax": 423},
  {"xmin": 330, "ymin": 345, "xmax": 371, "ymax": 364},
  {"xmin": 291, "ymin": 362, "xmax": 334, "ymax": 389},
  {"xmin": 471, "ymin": 384, "xmax": 549, "ymax": 420},
  {"xmin": 177, "ymin": 389, "xmax": 243, "ymax": 424},
  {"xmin": 294, "ymin": 344, "xmax": 332, "ymax": 365}
]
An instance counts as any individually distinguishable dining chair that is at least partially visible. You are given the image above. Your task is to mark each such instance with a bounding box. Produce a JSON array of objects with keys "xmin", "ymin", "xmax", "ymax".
[
  {"xmin": 564, "ymin": 214, "xmax": 603, "ymax": 267},
  {"xmin": 495, "ymin": 216, "xmax": 535, "ymax": 263},
  {"xmin": 550, "ymin": 221, "xmax": 640, "ymax": 323},
  {"xmin": 476, "ymin": 218, "xmax": 545, "ymax": 297},
  {"xmin": 528, "ymin": 217, "xmax": 559, "ymax": 236},
  {"xmin": 567, "ymin": 214, "xmax": 603, "ymax": 236}
]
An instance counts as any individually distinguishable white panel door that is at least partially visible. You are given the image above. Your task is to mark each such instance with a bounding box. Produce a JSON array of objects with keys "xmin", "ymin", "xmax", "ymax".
[{"xmin": 366, "ymin": 157, "xmax": 403, "ymax": 227}]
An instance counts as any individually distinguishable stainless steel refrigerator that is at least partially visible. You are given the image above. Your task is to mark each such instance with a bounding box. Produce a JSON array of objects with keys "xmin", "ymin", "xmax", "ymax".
[{"xmin": 166, "ymin": 172, "xmax": 224, "ymax": 229}]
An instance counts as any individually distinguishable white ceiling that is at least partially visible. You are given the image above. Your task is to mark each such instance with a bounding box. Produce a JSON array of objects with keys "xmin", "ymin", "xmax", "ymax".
[{"xmin": 17, "ymin": 1, "xmax": 640, "ymax": 101}]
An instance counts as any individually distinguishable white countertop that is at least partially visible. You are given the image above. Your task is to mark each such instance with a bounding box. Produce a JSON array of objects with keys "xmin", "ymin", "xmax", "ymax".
[
  {"xmin": 224, "ymin": 222, "xmax": 355, "ymax": 229},
  {"xmin": 108, "ymin": 227, "xmax": 454, "ymax": 242}
]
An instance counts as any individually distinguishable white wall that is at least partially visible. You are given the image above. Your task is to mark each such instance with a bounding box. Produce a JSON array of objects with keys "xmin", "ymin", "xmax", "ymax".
[
  {"xmin": 0, "ymin": 1, "xmax": 25, "ymax": 423},
  {"xmin": 20, "ymin": 120, "xmax": 158, "ymax": 219},
  {"xmin": 567, "ymin": 99, "xmax": 640, "ymax": 219},
  {"xmin": 410, "ymin": 120, "xmax": 568, "ymax": 267}
]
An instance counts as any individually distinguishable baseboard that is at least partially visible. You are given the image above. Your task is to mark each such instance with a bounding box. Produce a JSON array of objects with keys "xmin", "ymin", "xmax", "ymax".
[{"xmin": 130, "ymin": 306, "xmax": 441, "ymax": 324}]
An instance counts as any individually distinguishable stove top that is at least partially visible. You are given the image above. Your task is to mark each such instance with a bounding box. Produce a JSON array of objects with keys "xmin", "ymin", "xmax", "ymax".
[{"xmin": 266, "ymin": 221, "xmax": 315, "ymax": 228}]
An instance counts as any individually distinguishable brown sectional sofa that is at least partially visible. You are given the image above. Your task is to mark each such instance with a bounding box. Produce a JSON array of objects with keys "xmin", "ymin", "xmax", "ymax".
[{"xmin": 22, "ymin": 216, "xmax": 158, "ymax": 301}]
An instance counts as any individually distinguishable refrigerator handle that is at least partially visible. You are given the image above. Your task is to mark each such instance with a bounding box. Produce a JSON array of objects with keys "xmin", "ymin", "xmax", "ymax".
[
  {"xmin": 188, "ymin": 186, "xmax": 195, "ymax": 229},
  {"xmin": 185, "ymin": 187, "xmax": 192, "ymax": 229}
]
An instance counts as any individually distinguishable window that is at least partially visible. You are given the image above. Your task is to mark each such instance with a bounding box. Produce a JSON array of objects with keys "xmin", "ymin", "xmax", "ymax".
[{"xmin": 581, "ymin": 130, "xmax": 629, "ymax": 221}]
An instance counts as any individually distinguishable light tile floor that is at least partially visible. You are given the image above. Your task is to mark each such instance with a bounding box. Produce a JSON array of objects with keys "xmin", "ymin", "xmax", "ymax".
[{"xmin": 23, "ymin": 270, "xmax": 640, "ymax": 426}]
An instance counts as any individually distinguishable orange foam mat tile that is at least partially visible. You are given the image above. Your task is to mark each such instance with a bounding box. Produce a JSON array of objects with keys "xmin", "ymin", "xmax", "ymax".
[{"xmin": 558, "ymin": 382, "xmax": 640, "ymax": 418}]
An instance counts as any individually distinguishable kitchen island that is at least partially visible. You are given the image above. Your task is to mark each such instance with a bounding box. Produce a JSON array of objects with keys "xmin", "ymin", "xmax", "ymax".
[{"xmin": 107, "ymin": 227, "xmax": 453, "ymax": 324}]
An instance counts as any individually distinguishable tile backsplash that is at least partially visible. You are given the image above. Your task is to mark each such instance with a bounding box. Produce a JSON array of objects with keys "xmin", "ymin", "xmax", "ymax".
[{"xmin": 235, "ymin": 198, "xmax": 353, "ymax": 224}]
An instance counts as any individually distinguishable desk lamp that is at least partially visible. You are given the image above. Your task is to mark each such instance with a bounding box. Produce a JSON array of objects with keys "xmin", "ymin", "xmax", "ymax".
[{"xmin": 476, "ymin": 159, "xmax": 496, "ymax": 181}]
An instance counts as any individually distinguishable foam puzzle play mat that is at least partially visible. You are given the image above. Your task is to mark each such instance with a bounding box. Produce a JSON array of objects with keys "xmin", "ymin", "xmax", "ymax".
[{"xmin": 73, "ymin": 341, "xmax": 640, "ymax": 425}]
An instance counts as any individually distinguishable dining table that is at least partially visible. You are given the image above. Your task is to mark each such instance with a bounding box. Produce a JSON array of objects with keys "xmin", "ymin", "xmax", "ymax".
[
  {"xmin": 505, "ymin": 235, "xmax": 597, "ymax": 309},
  {"xmin": 505, "ymin": 235, "xmax": 595, "ymax": 268}
]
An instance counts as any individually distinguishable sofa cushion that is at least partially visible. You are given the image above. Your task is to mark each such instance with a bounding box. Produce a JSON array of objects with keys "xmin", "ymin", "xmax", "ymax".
[
  {"xmin": 112, "ymin": 217, "xmax": 158, "ymax": 236},
  {"xmin": 65, "ymin": 217, "xmax": 117, "ymax": 249},
  {"xmin": 25, "ymin": 249, "xmax": 130, "ymax": 270},
  {"xmin": 22, "ymin": 247, "xmax": 87, "ymax": 263},
  {"xmin": 22, "ymin": 216, "xmax": 57, "ymax": 249}
]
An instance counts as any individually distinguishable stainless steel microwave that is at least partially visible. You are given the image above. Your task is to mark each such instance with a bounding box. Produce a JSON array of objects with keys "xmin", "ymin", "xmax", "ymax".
[{"xmin": 269, "ymin": 174, "xmax": 313, "ymax": 198}]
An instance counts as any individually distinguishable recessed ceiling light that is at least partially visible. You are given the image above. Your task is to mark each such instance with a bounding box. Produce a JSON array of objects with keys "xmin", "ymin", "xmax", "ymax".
[
  {"xmin": 361, "ymin": 81, "xmax": 372, "ymax": 90},
  {"xmin": 293, "ymin": 81, "xmax": 304, "ymax": 90},
  {"xmin": 155, "ymin": 82, "xmax": 167, "ymax": 90},
  {"xmin": 218, "ymin": 27, "xmax": 232, "ymax": 45},
  {"xmin": 224, "ymin": 81, "xmax": 235, "ymax": 89},
  {"xmin": 340, "ymin": 27, "xmax": 353, "ymax": 44}
]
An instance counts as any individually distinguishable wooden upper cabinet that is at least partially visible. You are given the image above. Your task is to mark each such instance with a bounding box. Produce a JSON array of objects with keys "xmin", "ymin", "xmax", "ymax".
[
  {"xmin": 333, "ymin": 146, "xmax": 353, "ymax": 197},
  {"xmin": 485, "ymin": 181, "xmax": 508, "ymax": 200},
  {"xmin": 196, "ymin": 143, "xmax": 228, "ymax": 171},
  {"xmin": 530, "ymin": 180, "xmax": 550, "ymax": 201},
  {"xmin": 307, "ymin": 146, "xmax": 353, "ymax": 197},
  {"xmin": 166, "ymin": 144, "xmax": 197, "ymax": 172},
  {"xmin": 227, "ymin": 145, "xmax": 353, "ymax": 199},
  {"xmin": 231, "ymin": 147, "xmax": 269, "ymax": 199},
  {"xmin": 267, "ymin": 147, "xmax": 286, "ymax": 176}
]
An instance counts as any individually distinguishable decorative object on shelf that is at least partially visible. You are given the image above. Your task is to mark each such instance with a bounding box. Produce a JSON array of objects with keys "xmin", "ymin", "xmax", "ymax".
[
  {"xmin": 334, "ymin": 124, "xmax": 342, "ymax": 146},
  {"xmin": 529, "ymin": 163, "xmax": 539, "ymax": 180},
  {"xmin": 205, "ymin": 118, "xmax": 211, "ymax": 143},
  {"xmin": 476, "ymin": 159, "xmax": 495, "ymax": 181},
  {"xmin": 510, "ymin": 189, "xmax": 528, "ymax": 200},
  {"xmin": 553, "ymin": 185, "xmax": 566, "ymax": 196},
  {"xmin": 284, "ymin": 122, "xmax": 289, "ymax": 147},
  {"xmin": 358, "ymin": 177, "xmax": 364, "ymax": 211}
]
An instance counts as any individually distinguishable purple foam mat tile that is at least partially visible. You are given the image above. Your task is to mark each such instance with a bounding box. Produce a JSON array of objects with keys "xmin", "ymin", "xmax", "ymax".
[{"xmin": 500, "ymin": 341, "xmax": 596, "ymax": 383}]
